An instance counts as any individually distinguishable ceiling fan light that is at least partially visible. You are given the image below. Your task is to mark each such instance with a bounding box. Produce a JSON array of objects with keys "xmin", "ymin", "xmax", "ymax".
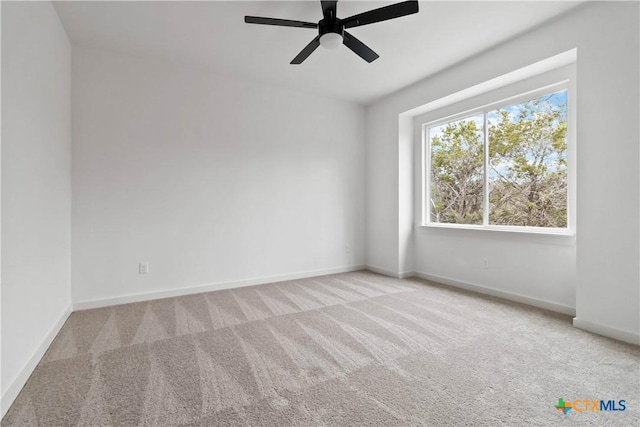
[{"xmin": 319, "ymin": 32, "xmax": 343, "ymax": 50}]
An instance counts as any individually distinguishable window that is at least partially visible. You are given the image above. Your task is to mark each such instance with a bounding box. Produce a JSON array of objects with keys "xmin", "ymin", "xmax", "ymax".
[{"xmin": 424, "ymin": 87, "xmax": 570, "ymax": 232}]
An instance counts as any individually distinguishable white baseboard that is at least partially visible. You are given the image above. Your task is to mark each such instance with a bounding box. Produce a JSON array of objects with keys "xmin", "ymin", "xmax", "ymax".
[
  {"xmin": 1, "ymin": 304, "xmax": 72, "ymax": 418},
  {"xmin": 397, "ymin": 271, "xmax": 414, "ymax": 279},
  {"xmin": 73, "ymin": 265, "xmax": 366, "ymax": 311},
  {"xmin": 573, "ymin": 317, "xmax": 640, "ymax": 346},
  {"xmin": 414, "ymin": 271, "xmax": 576, "ymax": 316},
  {"xmin": 366, "ymin": 265, "xmax": 414, "ymax": 279}
]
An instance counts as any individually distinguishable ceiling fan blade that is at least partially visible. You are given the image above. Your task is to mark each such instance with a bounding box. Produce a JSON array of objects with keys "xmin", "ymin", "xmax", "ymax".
[
  {"xmin": 244, "ymin": 16, "xmax": 318, "ymax": 29},
  {"xmin": 342, "ymin": 1, "xmax": 418, "ymax": 29},
  {"xmin": 343, "ymin": 31, "xmax": 379, "ymax": 63},
  {"xmin": 321, "ymin": 1, "xmax": 337, "ymax": 20},
  {"xmin": 291, "ymin": 36, "xmax": 321, "ymax": 64}
]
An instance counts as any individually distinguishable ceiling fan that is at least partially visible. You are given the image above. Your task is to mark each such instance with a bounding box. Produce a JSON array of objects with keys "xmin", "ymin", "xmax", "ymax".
[{"xmin": 244, "ymin": 1, "xmax": 419, "ymax": 64}]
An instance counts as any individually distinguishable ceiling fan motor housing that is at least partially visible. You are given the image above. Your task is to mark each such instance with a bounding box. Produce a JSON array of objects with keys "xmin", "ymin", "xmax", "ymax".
[{"xmin": 319, "ymin": 17, "xmax": 343, "ymax": 37}]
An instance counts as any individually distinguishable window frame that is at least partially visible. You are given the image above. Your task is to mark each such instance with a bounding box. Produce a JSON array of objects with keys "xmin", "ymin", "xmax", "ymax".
[{"xmin": 421, "ymin": 80, "xmax": 574, "ymax": 236}]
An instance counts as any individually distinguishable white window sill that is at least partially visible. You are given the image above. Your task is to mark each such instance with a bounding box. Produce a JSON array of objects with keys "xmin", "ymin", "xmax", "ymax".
[{"xmin": 418, "ymin": 223, "xmax": 576, "ymax": 245}]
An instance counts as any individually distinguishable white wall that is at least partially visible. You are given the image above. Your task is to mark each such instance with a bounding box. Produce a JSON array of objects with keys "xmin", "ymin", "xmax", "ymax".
[
  {"xmin": 1, "ymin": 0, "xmax": 72, "ymax": 413},
  {"xmin": 72, "ymin": 47, "xmax": 365, "ymax": 304},
  {"xmin": 573, "ymin": 2, "xmax": 639, "ymax": 343},
  {"xmin": 365, "ymin": 2, "xmax": 639, "ymax": 342}
]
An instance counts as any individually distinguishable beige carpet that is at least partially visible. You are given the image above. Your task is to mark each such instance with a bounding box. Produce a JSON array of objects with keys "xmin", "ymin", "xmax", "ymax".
[{"xmin": 2, "ymin": 271, "xmax": 639, "ymax": 426}]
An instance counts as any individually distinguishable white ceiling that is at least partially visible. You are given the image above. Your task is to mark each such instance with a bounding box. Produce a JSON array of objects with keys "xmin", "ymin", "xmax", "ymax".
[{"xmin": 53, "ymin": 1, "xmax": 581, "ymax": 105}]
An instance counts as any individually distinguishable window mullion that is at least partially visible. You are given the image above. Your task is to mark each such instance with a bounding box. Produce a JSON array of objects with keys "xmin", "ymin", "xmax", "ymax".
[
  {"xmin": 423, "ymin": 125, "xmax": 429, "ymax": 225},
  {"xmin": 483, "ymin": 112, "xmax": 489, "ymax": 226}
]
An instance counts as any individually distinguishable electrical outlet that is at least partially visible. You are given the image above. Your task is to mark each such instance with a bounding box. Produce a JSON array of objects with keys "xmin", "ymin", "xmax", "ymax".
[
  {"xmin": 139, "ymin": 262, "xmax": 149, "ymax": 274},
  {"xmin": 482, "ymin": 258, "xmax": 489, "ymax": 269},
  {"xmin": 345, "ymin": 243, "xmax": 352, "ymax": 253}
]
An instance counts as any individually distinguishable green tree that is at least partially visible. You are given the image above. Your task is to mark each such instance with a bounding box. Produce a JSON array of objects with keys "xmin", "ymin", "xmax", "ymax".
[
  {"xmin": 430, "ymin": 117, "xmax": 484, "ymax": 224},
  {"xmin": 488, "ymin": 95, "xmax": 567, "ymax": 227}
]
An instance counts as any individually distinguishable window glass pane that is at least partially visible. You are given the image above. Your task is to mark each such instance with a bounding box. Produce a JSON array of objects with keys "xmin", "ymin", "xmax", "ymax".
[
  {"xmin": 487, "ymin": 90, "xmax": 567, "ymax": 227},
  {"xmin": 429, "ymin": 115, "xmax": 484, "ymax": 224}
]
